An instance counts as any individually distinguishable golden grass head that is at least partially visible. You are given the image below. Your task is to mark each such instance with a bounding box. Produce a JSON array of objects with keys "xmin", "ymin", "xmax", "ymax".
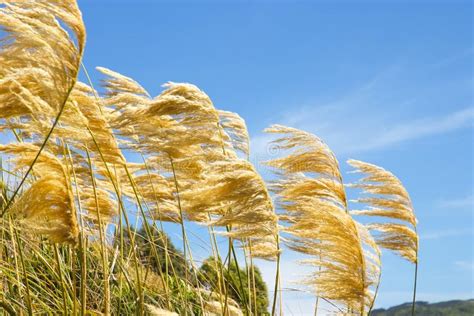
[
  {"xmin": 265, "ymin": 124, "xmax": 342, "ymax": 180},
  {"xmin": 182, "ymin": 157, "xmax": 280, "ymax": 260},
  {"xmin": 0, "ymin": 143, "xmax": 79, "ymax": 244},
  {"xmin": 218, "ymin": 110, "xmax": 250, "ymax": 157},
  {"xmin": 266, "ymin": 125, "xmax": 381, "ymax": 313},
  {"xmin": 0, "ymin": 0, "xmax": 85, "ymax": 130},
  {"xmin": 347, "ymin": 159, "xmax": 419, "ymax": 263}
]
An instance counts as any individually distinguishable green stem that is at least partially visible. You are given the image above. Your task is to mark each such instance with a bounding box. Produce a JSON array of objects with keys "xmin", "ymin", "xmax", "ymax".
[
  {"xmin": 123, "ymin": 164, "xmax": 170, "ymax": 306},
  {"xmin": 248, "ymin": 242, "xmax": 258, "ymax": 316},
  {"xmin": 13, "ymin": 228, "xmax": 32, "ymax": 316},
  {"xmin": 65, "ymin": 146, "xmax": 87, "ymax": 316},
  {"xmin": 85, "ymin": 149, "xmax": 110, "ymax": 315},
  {"xmin": 411, "ymin": 261, "xmax": 418, "ymax": 316},
  {"xmin": 54, "ymin": 244, "xmax": 69, "ymax": 315},
  {"xmin": 227, "ymin": 228, "xmax": 249, "ymax": 315},
  {"xmin": 168, "ymin": 155, "xmax": 205, "ymax": 313},
  {"xmin": 271, "ymin": 236, "xmax": 281, "ymax": 316},
  {"xmin": 313, "ymin": 296, "xmax": 319, "ymax": 316},
  {"xmin": 368, "ymin": 266, "xmax": 382, "ymax": 315},
  {"xmin": 168, "ymin": 156, "xmax": 189, "ymax": 314},
  {"xmin": 223, "ymin": 236, "xmax": 232, "ymax": 316},
  {"xmin": 142, "ymin": 156, "xmax": 187, "ymax": 309},
  {"xmin": 85, "ymin": 128, "xmax": 144, "ymax": 314}
]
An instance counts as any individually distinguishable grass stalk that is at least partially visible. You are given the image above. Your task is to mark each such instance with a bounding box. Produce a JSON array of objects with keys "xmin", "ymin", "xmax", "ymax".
[
  {"xmin": 168, "ymin": 155, "xmax": 206, "ymax": 313},
  {"xmin": 249, "ymin": 245, "xmax": 258, "ymax": 316},
  {"xmin": 85, "ymin": 149, "xmax": 111, "ymax": 315},
  {"xmin": 123, "ymin": 164, "xmax": 171, "ymax": 306},
  {"xmin": 411, "ymin": 261, "xmax": 418, "ymax": 316},
  {"xmin": 228, "ymin": 228, "xmax": 250, "ymax": 315},
  {"xmin": 65, "ymin": 146, "xmax": 88, "ymax": 316},
  {"xmin": 207, "ymin": 220, "xmax": 227, "ymax": 313},
  {"xmin": 368, "ymin": 267, "xmax": 382, "ymax": 315},
  {"xmin": 13, "ymin": 228, "xmax": 32, "ymax": 315},
  {"xmin": 271, "ymin": 235, "xmax": 281, "ymax": 316},
  {"xmin": 85, "ymin": 127, "xmax": 144, "ymax": 314},
  {"xmin": 69, "ymin": 248, "xmax": 78, "ymax": 316},
  {"xmin": 53, "ymin": 244, "xmax": 69, "ymax": 314},
  {"xmin": 223, "ymin": 236, "xmax": 232, "ymax": 316}
]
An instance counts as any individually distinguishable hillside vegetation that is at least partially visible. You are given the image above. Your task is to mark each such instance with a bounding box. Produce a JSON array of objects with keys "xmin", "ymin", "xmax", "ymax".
[{"xmin": 373, "ymin": 300, "xmax": 474, "ymax": 316}]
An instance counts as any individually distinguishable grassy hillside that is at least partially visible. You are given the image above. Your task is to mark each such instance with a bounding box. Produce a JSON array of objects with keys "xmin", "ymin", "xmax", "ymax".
[{"xmin": 372, "ymin": 299, "xmax": 474, "ymax": 316}]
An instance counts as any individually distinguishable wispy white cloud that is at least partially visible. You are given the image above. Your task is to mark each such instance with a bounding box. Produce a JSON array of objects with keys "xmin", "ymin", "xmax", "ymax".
[
  {"xmin": 352, "ymin": 107, "xmax": 473, "ymax": 152},
  {"xmin": 420, "ymin": 229, "xmax": 473, "ymax": 240},
  {"xmin": 430, "ymin": 48, "xmax": 473, "ymax": 69},
  {"xmin": 437, "ymin": 194, "xmax": 474, "ymax": 210},
  {"xmin": 249, "ymin": 67, "xmax": 473, "ymax": 156},
  {"xmin": 454, "ymin": 260, "xmax": 474, "ymax": 271},
  {"xmin": 251, "ymin": 105, "xmax": 473, "ymax": 157},
  {"xmin": 277, "ymin": 104, "xmax": 473, "ymax": 155}
]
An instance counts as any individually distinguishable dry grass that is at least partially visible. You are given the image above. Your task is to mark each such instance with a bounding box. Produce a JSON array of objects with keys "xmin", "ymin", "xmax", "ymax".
[{"xmin": 0, "ymin": 1, "xmax": 419, "ymax": 315}]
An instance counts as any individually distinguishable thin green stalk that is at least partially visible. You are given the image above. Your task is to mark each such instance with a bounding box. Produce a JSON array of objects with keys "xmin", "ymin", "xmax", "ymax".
[
  {"xmin": 211, "ymin": 237, "xmax": 225, "ymax": 311},
  {"xmin": 85, "ymin": 149, "xmax": 110, "ymax": 315},
  {"xmin": 54, "ymin": 244, "xmax": 69, "ymax": 315},
  {"xmin": 13, "ymin": 228, "xmax": 32, "ymax": 316},
  {"xmin": 248, "ymin": 242, "xmax": 258, "ymax": 316},
  {"xmin": 242, "ymin": 243, "xmax": 253, "ymax": 316},
  {"xmin": 65, "ymin": 146, "xmax": 87, "ymax": 316},
  {"xmin": 228, "ymin": 228, "xmax": 250, "ymax": 315},
  {"xmin": 85, "ymin": 127, "xmax": 144, "ymax": 314},
  {"xmin": 368, "ymin": 267, "xmax": 382, "ymax": 315},
  {"xmin": 168, "ymin": 155, "xmax": 206, "ymax": 313},
  {"xmin": 69, "ymin": 248, "xmax": 78, "ymax": 316},
  {"xmin": 271, "ymin": 235, "xmax": 281, "ymax": 316},
  {"xmin": 314, "ymin": 246, "xmax": 322, "ymax": 316},
  {"xmin": 141, "ymin": 158, "xmax": 175, "ymax": 309},
  {"xmin": 114, "ymin": 167, "xmax": 124, "ymax": 316},
  {"xmin": 7, "ymin": 217, "xmax": 22, "ymax": 308},
  {"xmin": 313, "ymin": 296, "xmax": 319, "ymax": 316},
  {"xmin": 411, "ymin": 261, "xmax": 418, "ymax": 316},
  {"xmin": 81, "ymin": 63, "xmax": 144, "ymax": 313},
  {"xmin": 223, "ymin": 236, "xmax": 232, "ymax": 316},
  {"xmin": 80, "ymin": 237, "xmax": 88, "ymax": 316},
  {"xmin": 207, "ymin": 222, "xmax": 226, "ymax": 313},
  {"xmin": 168, "ymin": 156, "xmax": 188, "ymax": 280},
  {"xmin": 123, "ymin": 164, "xmax": 170, "ymax": 306}
]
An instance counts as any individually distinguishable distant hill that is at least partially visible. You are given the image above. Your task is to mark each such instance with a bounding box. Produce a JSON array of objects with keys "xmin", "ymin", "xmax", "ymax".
[{"xmin": 372, "ymin": 299, "xmax": 474, "ymax": 316}]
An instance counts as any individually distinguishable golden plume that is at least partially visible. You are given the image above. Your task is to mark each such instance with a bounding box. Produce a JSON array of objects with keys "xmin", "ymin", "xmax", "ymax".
[
  {"xmin": 0, "ymin": 143, "xmax": 79, "ymax": 243},
  {"xmin": 96, "ymin": 68, "xmax": 226, "ymax": 221},
  {"xmin": 97, "ymin": 68, "xmax": 279, "ymax": 261},
  {"xmin": 0, "ymin": 0, "xmax": 86, "ymax": 219},
  {"xmin": 97, "ymin": 67, "xmax": 221, "ymax": 159},
  {"xmin": 347, "ymin": 159, "xmax": 418, "ymax": 264},
  {"xmin": 0, "ymin": 0, "xmax": 85, "ymax": 133},
  {"xmin": 265, "ymin": 125, "xmax": 381, "ymax": 314},
  {"xmin": 218, "ymin": 110, "xmax": 250, "ymax": 158},
  {"xmin": 61, "ymin": 82, "xmax": 125, "ymax": 165},
  {"xmin": 181, "ymin": 158, "xmax": 280, "ymax": 260}
]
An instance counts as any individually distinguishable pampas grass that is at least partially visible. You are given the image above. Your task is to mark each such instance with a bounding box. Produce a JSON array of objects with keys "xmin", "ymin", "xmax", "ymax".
[
  {"xmin": 265, "ymin": 125, "xmax": 381, "ymax": 315},
  {"xmin": 0, "ymin": 1, "xmax": 420, "ymax": 315},
  {"xmin": 347, "ymin": 159, "xmax": 419, "ymax": 315}
]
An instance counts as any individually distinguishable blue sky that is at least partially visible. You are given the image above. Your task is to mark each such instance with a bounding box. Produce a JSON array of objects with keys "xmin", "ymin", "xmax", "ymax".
[{"xmin": 40, "ymin": 0, "xmax": 474, "ymax": 313}]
